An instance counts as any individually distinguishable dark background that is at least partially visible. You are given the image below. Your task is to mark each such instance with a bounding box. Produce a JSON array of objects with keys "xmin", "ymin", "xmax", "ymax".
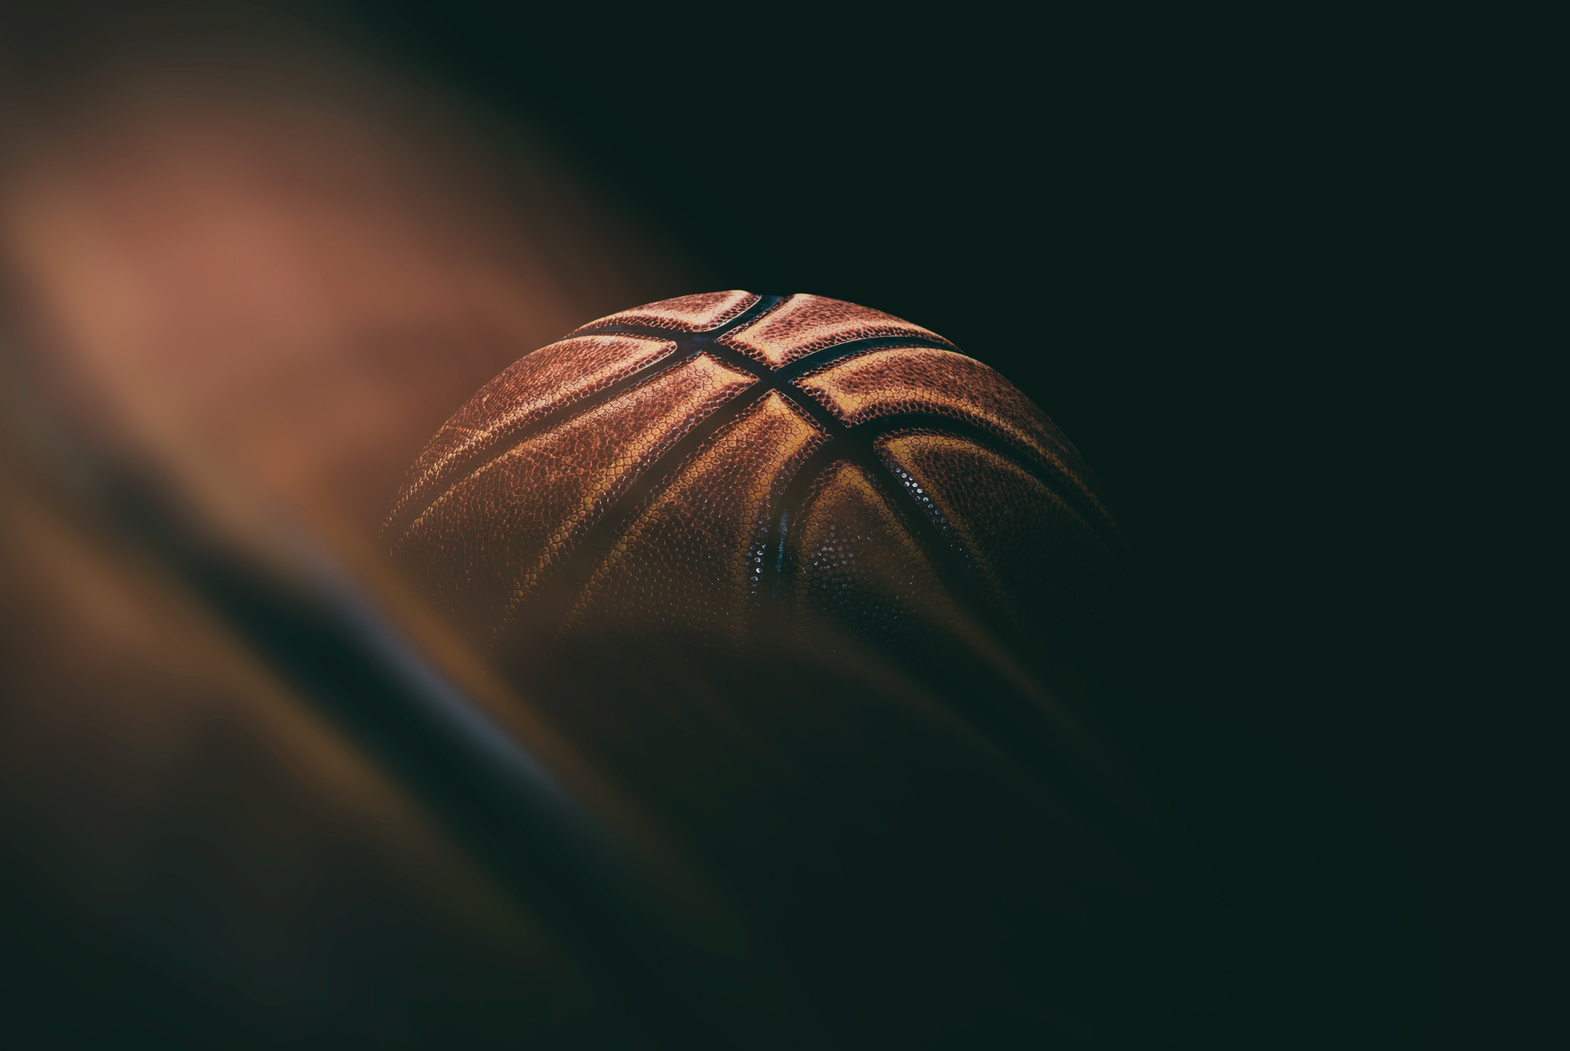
[{"xmin": 196, "ymin": 3, "xmax": 1537, "ymax": 1046}]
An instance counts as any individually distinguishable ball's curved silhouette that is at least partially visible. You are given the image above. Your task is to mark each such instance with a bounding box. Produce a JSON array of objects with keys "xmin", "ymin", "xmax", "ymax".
[{"xmin": 387, "ymin": 291, "xmax": 1126, "ymax": 674}]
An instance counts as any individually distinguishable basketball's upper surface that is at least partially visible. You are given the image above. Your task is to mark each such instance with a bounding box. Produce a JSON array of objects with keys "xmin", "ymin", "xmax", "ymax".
[{"xmin": 387, "ymin": 290, "xmax": 1126, "ymax": 670}]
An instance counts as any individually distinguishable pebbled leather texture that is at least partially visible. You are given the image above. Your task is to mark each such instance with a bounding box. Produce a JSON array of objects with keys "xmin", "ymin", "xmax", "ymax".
[
  {"xmin": 569, "ymin": 290, "xmax": 761, "ymax": 336},
  {"xmin": 387, "ymin": 333, "xmax": 684, "ymax": 534},
  {"xmin": 718, "ymin": 293, "xmax": 951, "ymax": 368},
  {"xmin": 389, "ymin": 291, "xmax": 1126, "ymax": 668}
]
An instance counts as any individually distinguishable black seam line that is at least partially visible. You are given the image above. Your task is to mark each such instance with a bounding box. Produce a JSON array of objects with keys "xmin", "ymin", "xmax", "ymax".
[
  {"xmin": 499, "ymin": 384, "xmax": 791, "ymax": 636},
  {"xmin": 395, "ymin": 291, "xmax": 955, "ymax": 540},
  {"xmin": 771, "ymin": 337, "xmax": 956, "ymax": 381},
  {"xmin": 759, "ymin": 410, "xmax": 1126, "ymax": 604},
  {"xmin": 394, "ymin": 301, "xmax": 926, "ymax": 543},
  {"xmin": 850, "ymin": 414, "xmax": 1126, "ymax": 561},
  {"xmin": 755, "ymin": 427, "xmax": 1125, "ymax": 814},
  {"xmin": 570, "ymin": 324, "xmax": 958, "ymax": 379},
  {"xmin": 388, "ymin": 296, "xmax": 785, "ymax": 541},
  {"xmin": 754, "ymin": 440, "xmax": 1098, "ymax": 842},
  {"xmin": 706, "ymin": 291, "xmax": 783, "ymax": 336},
  {"xmin": 572, "ymin": 329, "xmax": 1126, "ymax": 566},
  {"xmin": 389, "ymin": 349, "xmax": 684, "ymax": 541},
  {"xmin": 494, "ymin": 327, "xmax": 1121, "ymax": 617},
  {"xmin": 762, "ymin": 436, "xmax": 871, "ymax": 602},
  {"xmin": 615, "ymin": 320, "xmax": 1127, "ymax": 604},
  {"xmin": 402, "ymin": 289, "xmax": 1118, "ymax": 646},
  {"xmin": 491, "ymin": 299, "xmax": 790, "ymax": 628},
  {"xmin": 499, "ymin": 317, "xmax": 992, "ymax": 631},
  {"xmin": 759, "ymin": 429, "xmax": 987, "ymax": 605},
  {"xmin": 581, "ymin": 317, "xmax": 1132, "ymax": 790},
  {"xmin": 556, "ymin": 292, "xmax": 785, "ymax": 350},
  {"xmin": 568, "ymin": 291, "xmax": 782, "ymax": 343},
  {"xmin": 497, "ymin": 306, "xmax": 1131, "ymax": 814}
]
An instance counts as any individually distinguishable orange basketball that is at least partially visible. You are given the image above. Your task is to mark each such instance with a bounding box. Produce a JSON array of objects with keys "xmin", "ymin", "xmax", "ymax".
[{"xmin": 387, "ymin": 290, "xmax": 1127, "ymax": 679}]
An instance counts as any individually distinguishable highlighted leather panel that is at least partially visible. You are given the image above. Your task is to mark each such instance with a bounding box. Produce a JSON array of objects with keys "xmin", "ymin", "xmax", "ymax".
[
  {"xmin": 393, "ymin": 353, "xmax": 756, "ymax": 631},
  {"xmin": 720, "ymin": 293, "xmax": 950, "ymax": 368},
  {"xmin": 569, "ymin": 392, "xmax": 826, "ymax": 639},
  {"xmin": 390, "ymin": 334, "xmax": 677, "ymax": 528},
  {"xmin": 569, "ymin": 290, "xmax": 759, "ymax": 335}
]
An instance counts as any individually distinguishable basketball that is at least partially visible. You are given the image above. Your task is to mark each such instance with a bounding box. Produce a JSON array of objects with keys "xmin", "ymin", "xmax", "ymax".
[
  {"xmin": 383, "ymin": 292, "xmax": 1200, "ymax": 1043},
  {"xmin": 386, "ymin": 290, "xmax": 1128, "ymax": 680}
]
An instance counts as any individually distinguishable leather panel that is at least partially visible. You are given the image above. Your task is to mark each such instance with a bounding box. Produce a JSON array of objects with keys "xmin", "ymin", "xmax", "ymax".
[
  {"xmin": 719, "ymin": 293, "xmax": 951, "ymax": 368},
  {"xmin": 565, "ymin": 392, "xmax": 826, "ymax": 640},
  {"xmin": 785, "ymin": 459, "xmax": 964, "ymax": 648},
  {"xmin": 393, "ymin": 353, "xmax": 756, "ymax": 633},
  {"xmin": 795, "ymin": 346, "xmax": 1111, "ymax": 525},
  {"xmin": 569, "ymin": 290, "xmax": 759, "ymax": 335},
  {"xmin": 390, "ymin": 333, "xmax": 677, "ymax": 530}
]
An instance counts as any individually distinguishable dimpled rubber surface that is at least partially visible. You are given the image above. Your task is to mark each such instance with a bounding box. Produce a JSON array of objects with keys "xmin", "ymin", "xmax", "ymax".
[{"xmin": 388, "ymin": 291, "xmax": 1126, "ymax": 661}]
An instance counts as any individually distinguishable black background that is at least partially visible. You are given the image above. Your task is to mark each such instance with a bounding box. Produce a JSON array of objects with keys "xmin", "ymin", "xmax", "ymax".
[{"xmin": 306, "ymin": 4, "xmax": 1531, "ymax": 1046}]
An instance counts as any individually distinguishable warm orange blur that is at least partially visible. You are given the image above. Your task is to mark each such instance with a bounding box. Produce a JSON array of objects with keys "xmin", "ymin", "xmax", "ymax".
[{"xmin": 1, "ymin": 10, "xmax": 703, "ymax": 541}]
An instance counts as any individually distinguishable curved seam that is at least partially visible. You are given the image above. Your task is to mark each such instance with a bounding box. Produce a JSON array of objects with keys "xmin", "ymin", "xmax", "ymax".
[
  {"xmin": 851, "ymin": 415, "xmax": 1125, "ymax": 560},
  {"xmin": 565, "ymin": 292, "xmax": 761, "ymax": 337},
  {"xmin": 390, "ymin": 297, "xmax": 785, "ymax": 542},
  {"xmin": 494, "ymin": 382, "xmax": 785, "ymax": 634},
  {"xmin": 388, "ymin": 346, "xmax": 693, "ymax": 541},
  {"xmin": 568, "ymin": 292, "xmax": 786, "ymax": 343}
]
